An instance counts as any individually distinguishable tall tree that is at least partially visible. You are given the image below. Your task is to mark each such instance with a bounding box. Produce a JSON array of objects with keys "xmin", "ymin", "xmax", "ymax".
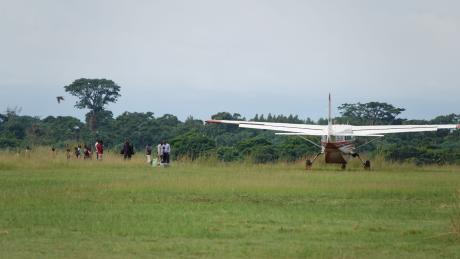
[
  {"xmin": 337, "ymin": 102, "xmax": 405, "ymax": 125},
  {"xmin": 64, "ymin": 78, "xmax": 121, "ymax": 130}
]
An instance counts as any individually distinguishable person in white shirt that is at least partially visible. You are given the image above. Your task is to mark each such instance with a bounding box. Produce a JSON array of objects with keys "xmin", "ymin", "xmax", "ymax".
[
  {"xmin": 157, "ymin": 142, "xmax": 163, "ymax": 165},
  {"xmin": 94, "ymin": 141, "xmax": 99, "ymax": 160}
]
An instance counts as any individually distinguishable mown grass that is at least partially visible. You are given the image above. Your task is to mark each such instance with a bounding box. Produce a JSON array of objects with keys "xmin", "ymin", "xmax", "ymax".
[{"xmin": 1, "ymin": 150, "xmax": 460, "ymax": 258}]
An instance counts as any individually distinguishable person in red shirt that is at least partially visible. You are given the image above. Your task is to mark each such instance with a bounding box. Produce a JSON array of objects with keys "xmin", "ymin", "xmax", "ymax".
[{"xmin": 96, "ymin": 140, "xmax": 104, "ymax": 161}]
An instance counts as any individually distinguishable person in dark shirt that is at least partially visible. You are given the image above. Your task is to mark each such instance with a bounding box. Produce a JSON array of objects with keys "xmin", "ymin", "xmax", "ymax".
[
  {"xmin": 122, "ymin": 140, "xmax": 133, "ymax": 160},
  {"xmin": 75, "ymin": 145, "xmax": 81, "ymax": 159},
  {"xmin": 83, "ymin": 145, "xmax": 92, "ymax": 160},
  {"xmin": 51, "ymin": 146, "xmax": 56, "ymax": 159},
  {"xmin": 129, "ymin": 143, "xmax": 135, "ymax": 157}
]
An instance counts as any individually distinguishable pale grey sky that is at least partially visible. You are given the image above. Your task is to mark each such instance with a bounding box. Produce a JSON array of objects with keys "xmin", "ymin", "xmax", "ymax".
[{"xmin": 0, "ymin": 0, "xmax": 459, "ymax": 121}]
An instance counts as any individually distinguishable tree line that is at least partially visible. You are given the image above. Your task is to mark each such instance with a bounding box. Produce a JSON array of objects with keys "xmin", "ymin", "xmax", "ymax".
[
  {"xmin": 0, "ymin": 78, "xmax": 459, "ymax": 165},
  {"xmin": 1, "ymin": 105, "xmax": 459, "ymax": 165}
]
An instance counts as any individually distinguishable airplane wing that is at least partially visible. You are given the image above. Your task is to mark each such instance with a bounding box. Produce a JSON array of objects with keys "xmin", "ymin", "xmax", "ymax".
[
  {"xmin": 207, "ymin": 120, "xmax": 459, "ymax": 137},
  {"xmin": 206, "ymin": 120, "xmax": 327, "ymax": 136},
  {"xmin": 351, "ymin": 124, "xmax": 460, "ymax": 136}
]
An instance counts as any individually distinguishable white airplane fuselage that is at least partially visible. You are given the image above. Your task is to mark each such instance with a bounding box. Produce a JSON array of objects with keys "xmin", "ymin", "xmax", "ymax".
[{"xmin": 321, "ymin": 125, "xmax": 357, "ymax": 164}]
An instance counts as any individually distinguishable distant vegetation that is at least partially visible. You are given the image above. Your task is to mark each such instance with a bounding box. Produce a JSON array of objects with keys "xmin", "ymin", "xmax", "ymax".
[{"xmin": 0, "ymin": 78, "xmax": 459, "ymax": 165}]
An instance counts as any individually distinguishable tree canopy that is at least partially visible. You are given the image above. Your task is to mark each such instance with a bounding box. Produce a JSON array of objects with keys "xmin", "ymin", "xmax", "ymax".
[
  {"xmin": 64, "ymin": 78, "xmax": 121, "ymax": 130},
  {"xmin": 337, "ymin": 102, "xmax": 405, "ymax": 125},
  {"xmin": 64, "ymin": 78, "xmax": 121, "ymax": 112}
]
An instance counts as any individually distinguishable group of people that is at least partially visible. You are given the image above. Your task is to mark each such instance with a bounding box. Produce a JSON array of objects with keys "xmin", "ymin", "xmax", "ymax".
[
  {"xmin": 47, "ymin": 139, "xmax": 172, "ymax": 165},
  {"xmin": 65, "ymin": 140, "xmax": 104, "ymax": 160},
  {"xmin": 146, "ymin": 140, "xmax": 171, "ymax": 166}
]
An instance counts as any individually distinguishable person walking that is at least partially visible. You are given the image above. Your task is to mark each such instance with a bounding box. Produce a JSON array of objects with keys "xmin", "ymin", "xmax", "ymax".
[
  {"xmin": 66, "ymin": 145, "xmax": 71, "ymax": 160},
  {"xmin": 163, "ymin": 140, "xmax": 171, "ymax": 164},
  {"xmin": 51, "ymin": 147, "xmax": 56, "ymax": 159},
  {"xmin": 157, "ymin": 141, "xmax": 163, "ymax": 166},
  {"xmin": 145, "ymin": 144, "xmax": 152, "ymax": 164},
  {"xmin": 123, "ymin": 140, "xmax": 133, "ymax": 160},
  {"xmin": 96, "ymin": 140, "xmax": 104, "ymax": 160},
  {"xmin": 94, "ymin": 140, "xmax": 99, "ymax": 160},
  {"xmin": 75, "ymin": 145, "xmax": 81, "ymax": 159},
  {"xmin": 129, "ymin": 142, "xmax": 134, "ymax": 157},
  {"xmin": 83, "ymin": 145, "xmax": 92, "ymax": 160}
]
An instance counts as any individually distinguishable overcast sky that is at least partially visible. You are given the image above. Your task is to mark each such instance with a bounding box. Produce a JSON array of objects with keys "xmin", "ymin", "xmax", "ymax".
[{"xmin": 0, "ymin": 0, "xmax": 459, "ymax": 121}]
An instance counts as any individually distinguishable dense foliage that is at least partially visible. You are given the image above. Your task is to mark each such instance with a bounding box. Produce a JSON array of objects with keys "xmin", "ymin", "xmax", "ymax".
[{"xmin": 0, "ymin": 102, "xmax": 459, "ymax": 164}]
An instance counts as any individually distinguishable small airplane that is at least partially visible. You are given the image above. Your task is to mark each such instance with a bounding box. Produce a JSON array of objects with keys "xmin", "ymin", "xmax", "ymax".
[{"xmin": 206, "ymin": 94, "xmax": 460, "ymax": 170}]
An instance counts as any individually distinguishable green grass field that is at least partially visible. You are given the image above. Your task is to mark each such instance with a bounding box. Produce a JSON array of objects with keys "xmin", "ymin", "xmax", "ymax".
[{"xmin": 1, "ymin": 152, "xmax": 460, "ymax": 258}]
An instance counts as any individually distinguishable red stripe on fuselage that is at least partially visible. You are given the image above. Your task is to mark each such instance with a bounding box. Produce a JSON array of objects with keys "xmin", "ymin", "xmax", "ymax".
[{"xmin": 321, "ymin": 141, "xmax": 354, "ymax": 148}]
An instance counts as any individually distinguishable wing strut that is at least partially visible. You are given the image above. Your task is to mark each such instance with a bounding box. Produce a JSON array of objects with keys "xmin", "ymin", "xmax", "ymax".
[{"xmin": 299, "ymin": 136, "xmax": 322, "ymax": 149}]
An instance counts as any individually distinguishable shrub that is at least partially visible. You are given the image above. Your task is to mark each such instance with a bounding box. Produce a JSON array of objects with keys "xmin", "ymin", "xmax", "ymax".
[
  {"xmin": 217, "ymin": 147, "xmax": 241, "ymax": 162},
  {"xmin": 251, "ymin": 145, "xmax": 278, "ymax": 163},
  {"xmin": 171, "ymin": 132, "xmax": 215, "ymax": 160}
]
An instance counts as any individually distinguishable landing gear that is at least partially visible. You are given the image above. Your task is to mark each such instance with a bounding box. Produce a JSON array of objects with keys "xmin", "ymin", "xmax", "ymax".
[
  {"xmin": 364, "ymin": 160, "xmax": 371, "ymax": 170},
  {"xmin": 305, "ymin": 159, "xmax": 313, "ymax": 170},
  {"xmin": 353, "ymin": 153, "xmax": 371, "ymax": 170},
  {"xmin": 305, "ymin": 152, "xmax": 322, "ymax": 170}
]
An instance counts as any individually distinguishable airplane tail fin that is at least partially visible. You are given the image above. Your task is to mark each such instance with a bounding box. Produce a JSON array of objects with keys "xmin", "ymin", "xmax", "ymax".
[
  {"xmin": 328, "ymin": 93, "xmax": 332, "ymax": 126},
  {"xmin": 327, "ymin": 93, "xmax": 332, "ymax": 142}
]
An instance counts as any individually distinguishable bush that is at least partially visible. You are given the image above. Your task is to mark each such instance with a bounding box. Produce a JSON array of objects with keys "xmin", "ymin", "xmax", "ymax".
[
  {"xmin": 171, "ymin": 132, "xmax": 215, "ymax": 160},
  {"xmin": 251, "ymin": 145, "xmax": 278, "ymax": 163},
  {"xmin": 276, "ymin": 137, "xmax": 317, "ymax": 162},
  {"xmin": 217, "ymin": 147, "xmax": 241, "ymax": 162},
  {"xmin": 236, "ymin": 137, "xmax": 271, "ymax": 155},
  {"xmin": 0, "ymin": 134, "xmax": 20, "ymax": 148}
]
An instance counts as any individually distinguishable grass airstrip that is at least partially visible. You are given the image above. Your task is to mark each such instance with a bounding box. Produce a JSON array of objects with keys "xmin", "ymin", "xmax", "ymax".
[{"xmin": 1, "ymin": 151, "xmax": 460, "ymax": 258}]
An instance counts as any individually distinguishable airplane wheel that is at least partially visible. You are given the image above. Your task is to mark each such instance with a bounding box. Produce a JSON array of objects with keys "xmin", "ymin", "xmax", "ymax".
[
  {"xmin": 305, "ymin": 159, "xmax": 313, "ymax": 170},
  {"xmin": 364, "ymin": 160, "xmax": 371, "ymax": 170},
  {"xmin": 341, "ymin": 164, "xmax": 346, "ymax": 170}
]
